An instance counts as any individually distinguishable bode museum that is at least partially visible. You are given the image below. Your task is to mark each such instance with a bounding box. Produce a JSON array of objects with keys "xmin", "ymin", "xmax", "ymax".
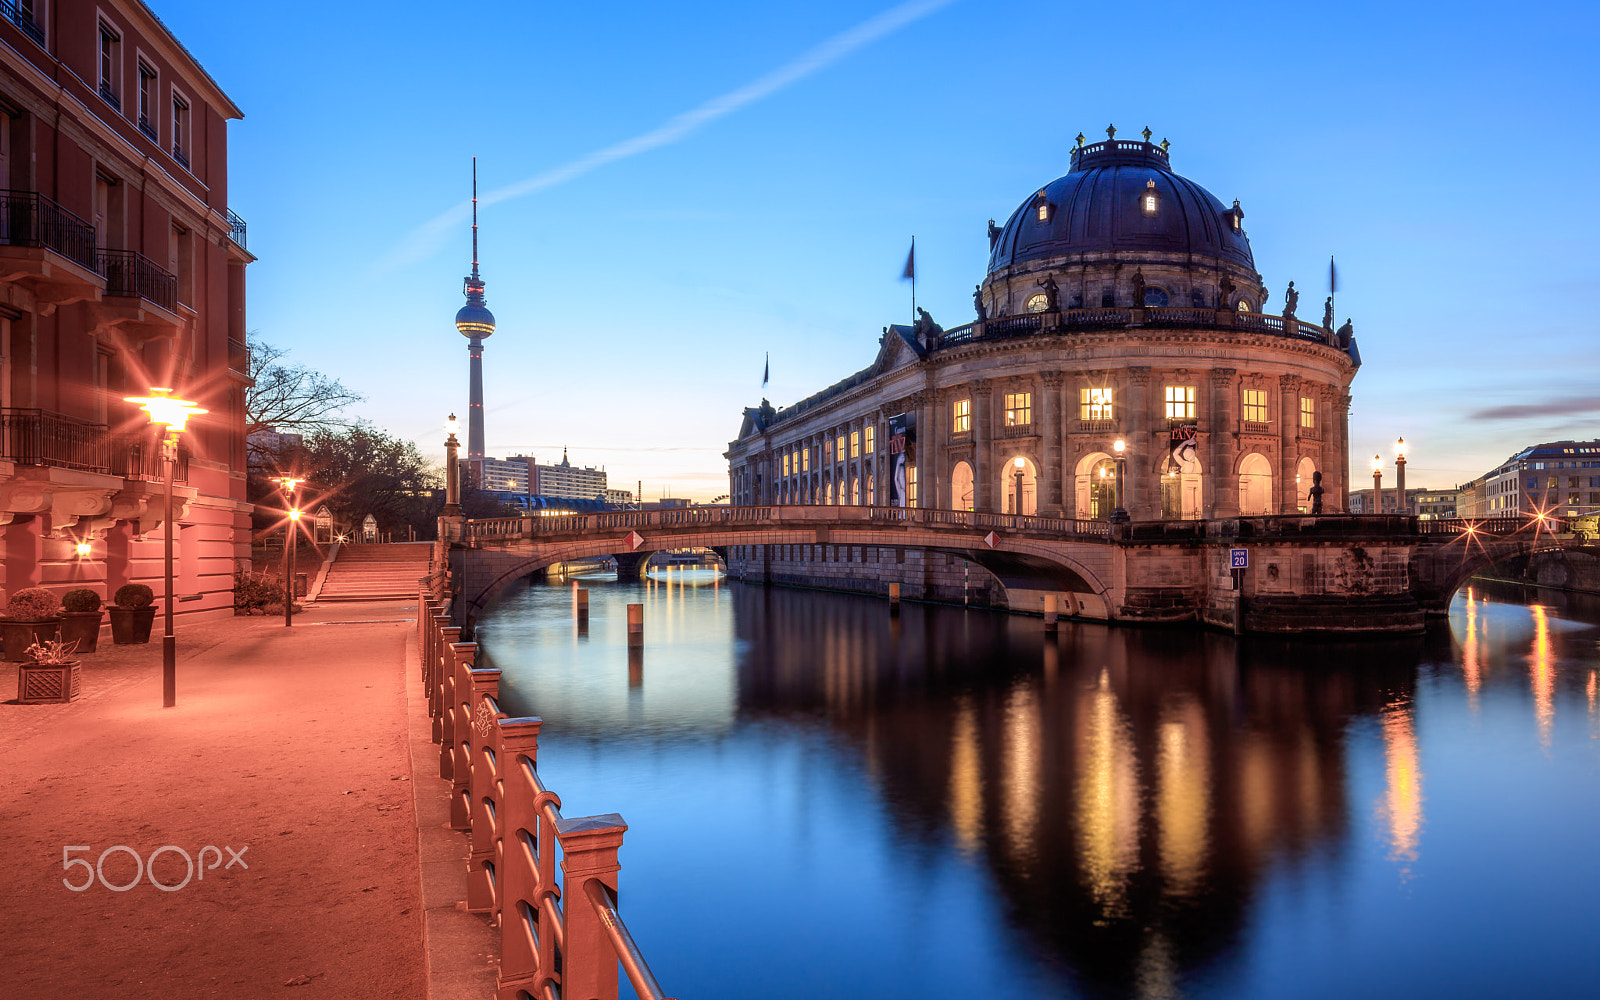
[{"xmin": 724, "ymin": 127, "xmax": 1362, "ymax": 601}]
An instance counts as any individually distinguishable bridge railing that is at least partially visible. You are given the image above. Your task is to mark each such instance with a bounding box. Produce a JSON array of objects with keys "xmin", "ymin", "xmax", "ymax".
[{"xmin": 419, "ymin": 591, "xmax": 675, "ymax": 1000}]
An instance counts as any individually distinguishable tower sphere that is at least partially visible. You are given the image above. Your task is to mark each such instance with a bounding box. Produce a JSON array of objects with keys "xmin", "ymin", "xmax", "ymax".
[{"xmin": 455, "ymin": 300, "xmax": 495, "ymax": 339}]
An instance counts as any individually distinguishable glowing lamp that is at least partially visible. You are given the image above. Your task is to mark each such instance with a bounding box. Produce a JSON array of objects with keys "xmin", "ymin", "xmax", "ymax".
[
  {"xmin": 288, "ymin": 508, "xmax": 302, "ymax": 522},
  {"xmin": 1013, "ymin": 456, "xmax": 1025, "ymax": 469},
  {"xmin": 1114, "ymin": 439, "xmax": 1126, "ymax": 453},
  {"xmin": 445, "ymin": 413, "xmax": 461, "ymax": 441},
  {"xmin": 1395, "ymin": 437, "xmax": 1407, "ymax": 458},
  {"xmin": 75, "ymin": 541, "xmax": 92, "ymax": 556},
  {"xmin": 125, "ymin": 387, "xmax": 206, "ymax": 431},
  {"xmin": 1372, "ymin": 454, "xmax": 1382, "ymax": 472}
]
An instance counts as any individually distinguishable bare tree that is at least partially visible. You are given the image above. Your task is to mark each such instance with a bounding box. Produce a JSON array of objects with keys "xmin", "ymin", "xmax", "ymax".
[{"xmin": 245, "ymin": 340, "xmax": 364, "ymax": 468}]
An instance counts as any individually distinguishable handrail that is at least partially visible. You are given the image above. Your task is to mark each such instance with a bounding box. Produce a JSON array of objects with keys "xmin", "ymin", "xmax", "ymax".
[
  {"xmin": 99, "ymin": 248, "xmax": 177, "ymax": 311},
  {"xmin": 0, "ymin": 189, "xmax": 100, "ymax": 272},
  {"xmin": 584, "ymin": 878, "xmax": 671, "ymax": 1000}
]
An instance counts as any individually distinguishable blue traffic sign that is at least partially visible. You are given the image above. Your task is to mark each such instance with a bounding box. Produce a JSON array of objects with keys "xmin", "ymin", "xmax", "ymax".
[{"xmin": 1230, "ymin": 548, "xmax": 1249, "ymax": 569}]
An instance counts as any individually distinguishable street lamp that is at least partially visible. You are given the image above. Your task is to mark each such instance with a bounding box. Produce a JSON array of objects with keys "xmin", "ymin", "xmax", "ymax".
[
  {"xmin": 1394, "ymin": 437, "xmax": 1407, "ymax": 515},
  {"xmin": 124, "ymin": 387, "xmax": 206, "ymax": 708},
  {"xmin": 1110, "ymin": 439, "xmax": 1130, "ymax": 523},
  {"xmin": 1013, "ymin": 456, "xmax": 1024, "ymax": 515},
  {"xmin": 1372, "ymin": 454, "xmax": 1383, "ymax": 515},
  {"xmin": 443, "ymin": 413, "xmax": 462, "ymax": 517},
  {"xmin": 272, "ymin": 475, "xmax": 305, "ymax": 627}
]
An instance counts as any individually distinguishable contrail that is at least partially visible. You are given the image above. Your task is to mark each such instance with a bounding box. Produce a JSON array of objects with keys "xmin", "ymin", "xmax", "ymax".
[{"xmin": 375, "ymin": 0, "xmax": 960, "ymax": 272}]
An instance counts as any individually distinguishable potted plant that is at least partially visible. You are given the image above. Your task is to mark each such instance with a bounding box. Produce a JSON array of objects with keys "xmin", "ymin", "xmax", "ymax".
[
  {"xmin": 17, "ymin": 637, "xmax": 81, "ymax": 704},
  {"xmin": 1, "ymin": 587, "xmax": 62, "ymax": 663},
  {"xmin": 59, "ymin": 589, "xmax": 105, "ymax": 653},
  {"xmin": 108, "ymin": 583, "xmax": 156, "ymax": 645}
]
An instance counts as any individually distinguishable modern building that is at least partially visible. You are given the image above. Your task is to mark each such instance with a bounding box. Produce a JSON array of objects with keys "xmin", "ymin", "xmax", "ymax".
[
  {"xmin": 1458, "ymin": 440, "xmax": 1600, "ymax": 521},
  {"xmin": 0, "ymin": 1, "xmax": 251, "ymax": 615},
  {"xmin": 727, "ymin": 128, "xmax": 1358, "ymax": 528},
  {"xmin": 475, "ymin": 450, "xmax": 633, "ymax": 509},
  {"xmin": 532, "ymin": 449, "xmax": 608, "ymax": 501},
  {"xmin": 1346, "ymin": 487, "xmax": 1457, "ymax": 518}
]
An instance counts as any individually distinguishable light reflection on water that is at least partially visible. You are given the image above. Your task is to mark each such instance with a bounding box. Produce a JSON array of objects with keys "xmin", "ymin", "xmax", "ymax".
[{"xmin": 475, "ymin": 572, "xmax": 1600, "ymax": 1000}]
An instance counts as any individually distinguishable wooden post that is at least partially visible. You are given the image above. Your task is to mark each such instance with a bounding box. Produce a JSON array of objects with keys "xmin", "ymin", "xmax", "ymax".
[
  {"xmin": 888, "ymin": 581, "xmax": 901, "ymax": 615},
  {"xmin": 576, "ymin": 588, "xmax": 589, "ymax": 625},
  {"xmin": 628, "ymin": 646, "xmax": 643, "ymax": 688},
  {"xmin": 435, "ymin": 623, "xmax": 460, "ymax": 764},
  {"xmin": 1044, "ymin": 593, "xmax": 1058, "ymax": 633},
  {"xmin": 467, "ymin": 666, "xmax": 502, "ymax": 912},
  {"xmin": 448, "ymin": 641, "xmax": 477, "ymax": 830},
  {"xmin": 627, "ymin": 603, "xmax": 643, "ymax": 647},
  {"xmin": 494, "ymin": 717, "xmax": 545, "ymax": 1000},
  {"xmin": 555, "ymin": 814, "xmax": 629, "ymax": 1000}
]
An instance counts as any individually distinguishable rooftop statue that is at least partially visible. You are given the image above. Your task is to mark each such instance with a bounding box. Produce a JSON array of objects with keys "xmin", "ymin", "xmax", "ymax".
[
  {"xmin": 1336, "ymin": 318, "xmax": 1354, "ymax": 348},
  {"xmin": 973, "ymin": 284, "xmax": 988, "ymax": 322},
  {"xmin": 1131, "ymin": 268, "xmax": 1146, "ymax": 308},
  {"xmin": 1035, "ymin": 274, "xmax": 1059, "ymax": 311},
  {"xmin": 1323, "ymin": 295, "xmax": 1334, "ymax": 330},
  {"xmin": 914, "ymin": 307, "xmax": 943, "ymax": 342},
  {"xmin": 1284, "ymin": 280, "xmax": 1299, "ymax": 318},
  {"xmin": 987, "ymin": 219, "xmax": 1001, "ymax": 246},
  {"xmin": 1219, "ymin": 274, "xmax": 1236, "ymax": 308}
]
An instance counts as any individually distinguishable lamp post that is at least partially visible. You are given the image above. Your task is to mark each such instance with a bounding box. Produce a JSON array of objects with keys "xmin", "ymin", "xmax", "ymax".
[
  {"xmin": 1394, "ymin": 437, "xmax": 1407, "ymax": 515},
  {"xmin": 124, "ymin": 388, "xmax": 206, "ymax": 708},
  {"xmin": 443, "ymin": 414, "xmax": 462, "ymax": 517},
  {"xmin": 272, "ymin": 476, "xmax": 305, "ymax": 627},
  {"xmin": 1013, "ymin": 456, "xmax": 1024, "ymax": 515},
  {"xmin": 1372, "ymin": 454, "xmax": 1383, "ymax": 515},
  {"xmin": 1110, "ymin": 439, "xmax": 1130, "ymax": 523}
]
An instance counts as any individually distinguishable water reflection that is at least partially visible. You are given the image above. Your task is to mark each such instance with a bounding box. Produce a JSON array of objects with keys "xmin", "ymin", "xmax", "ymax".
[{"xmin": 1378, "ymin": 701, "xmax": 1424, "ymax": 869}]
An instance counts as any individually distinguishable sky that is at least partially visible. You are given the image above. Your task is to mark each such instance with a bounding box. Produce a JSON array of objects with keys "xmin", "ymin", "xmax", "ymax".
[{"xmin": 158, "ymin": 0, "xmax": 1599, "ymax": 501}]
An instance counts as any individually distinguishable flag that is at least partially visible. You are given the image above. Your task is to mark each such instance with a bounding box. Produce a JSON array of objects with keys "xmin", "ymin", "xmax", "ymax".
[
  {"xmin": 762, "ymin": 352, "xmax": 769, "ymax": 389},
  {"xmin": 1329, "ymin": 255, "xmax": 1338, "ymax": 294},
  {"xmin": 901, "ymin": 240, "xmax": 915, "ymax": 281}
]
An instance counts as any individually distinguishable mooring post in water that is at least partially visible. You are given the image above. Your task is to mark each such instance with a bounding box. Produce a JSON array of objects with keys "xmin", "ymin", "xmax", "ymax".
[
  {"xmin": 576, "ymin": 588, "xmax": 589, "ymax": 624},
  {"xmin": 627, "ymin": 603, "xmax": 644, "ymax": 647},
  {"xmin": 628, "ymin": 646, "xmax": 643, "ymax": 688},
  {"xmin": 1044, "ymin": 594, "xmax": 1059, "ymax": 633},
  {"xmin": 889, "ymin": 582, "xmax": 901, "ymax": 616}
]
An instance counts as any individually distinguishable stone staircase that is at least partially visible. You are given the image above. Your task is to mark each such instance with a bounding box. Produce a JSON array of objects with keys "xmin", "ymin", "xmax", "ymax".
[{"xmin": 316, "ymin": 542, "xmax": 433, "ymax": 602}]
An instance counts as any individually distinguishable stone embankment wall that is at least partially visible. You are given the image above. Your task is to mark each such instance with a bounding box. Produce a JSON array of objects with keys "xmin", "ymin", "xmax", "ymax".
[
  {"xmin": 725, "ymin": 544, "xmax": 1007, "ymax": 607},
  {"xmin": 1478, "ymin": 550, "xmax": 1600, "ymax": 594}
]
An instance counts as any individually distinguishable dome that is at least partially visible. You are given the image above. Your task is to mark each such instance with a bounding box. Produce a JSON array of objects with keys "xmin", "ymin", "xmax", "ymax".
[
  {"xmin": 987, "ymin": 135, "xmax": 1254, "ymax": 275},
  {"xmin": 455, "ymin": 301, "xmax": 496, "ymax": 339}
]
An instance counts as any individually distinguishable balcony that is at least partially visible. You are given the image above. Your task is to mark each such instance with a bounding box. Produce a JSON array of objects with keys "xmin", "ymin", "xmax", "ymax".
[
  {"xmin": 226, "ymin": 208, "xmax": 247, "ymax": 250},
  {"xmin": 87, "ymin": 249, "xmax": 183, "ymax": 344},
  {"xmin": 99, "ymin": 249, "xmax": 176, "ymax": 310},
  {"xmin": 0, "ymin": 408, "xmax": 190, "ymax": 480},
  {"xmin": 0, "ymin": 190, "xmax": 105, "ymax": 309},
  {"xmin": 1, "ymin": 0, "xmax": 45, "ymax": 45},
  {"xmin": 228, "ymin": 337, "xmax": 249, "ymax": 376}
]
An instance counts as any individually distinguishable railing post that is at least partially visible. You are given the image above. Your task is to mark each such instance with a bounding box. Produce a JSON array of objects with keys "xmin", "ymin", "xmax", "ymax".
[
  {"xmin": 495, "ymin": 719, "xmax": 545, "ymax": 1000},
  {"xmin": 468, "ymin": 666, "xmax": 502, "ymax": 912},
  {"xmin": 448, "ymin": 641, "xmax": 477, "ymax": 830},
  {"xmin": 556, "ymin": 814, "xmax": 629, "ymax": 1000},
  {"xmin": 436, "ymin": 625, "xmax": 461, "ymax": 772},
  {"xmin": 431, "ymin": 617, "xmax": 454, "ymax": 743}
]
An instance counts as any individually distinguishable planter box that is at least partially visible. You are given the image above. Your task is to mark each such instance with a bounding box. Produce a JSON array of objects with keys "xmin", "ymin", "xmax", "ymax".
[
  {"xmin": 109, "ymin": 606, "xmax": 156, "ymax": 644},
  {"xmin": 59, "ymin": 611, "xmax": 105, "ymax": 653},
  {"xmin": 18, "ymin": 660, "xmax": 81, "ymax": 704},
  {"xmin": 1, "ymin": 618, "xmax": 62, "ymax": 662}
]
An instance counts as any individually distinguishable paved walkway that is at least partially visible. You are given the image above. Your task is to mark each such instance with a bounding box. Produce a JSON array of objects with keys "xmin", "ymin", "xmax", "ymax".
[{"xmin": 0, "ymin": 601, "xmax": 497, "ymax": 999}]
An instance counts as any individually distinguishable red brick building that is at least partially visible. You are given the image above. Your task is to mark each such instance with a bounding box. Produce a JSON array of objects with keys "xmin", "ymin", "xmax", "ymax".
[{"xmin": 0, "ymin": 0, "xmax": 251, "ymax": 617}]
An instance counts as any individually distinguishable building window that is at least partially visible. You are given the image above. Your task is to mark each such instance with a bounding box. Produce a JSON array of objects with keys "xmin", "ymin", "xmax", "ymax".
[
  {"xmin": 1300, "ymin": 396, "xmax": 1315, "ymax": 428},
  {"xmin": 782, "ymin": 454, "xmax": 791, "ymax": 477},
  {"xmin": 1143, "ymin": 286, "xmax": 1168, "ymax": 307},
  {"xmin": 952, "ymin": 398, "xmax": 971, "ymax": 434},
  {"xmin": 1241, "ymin": 389, "xmax": 1268, "ymax": 424},
  {"xmin": 1036, "ymin": 202, "xmax": 1050, "ymax": 222},
  {"xmin": 1080, "ymin": 386, "xmax": 1113, "ymax": 420},
  {"xmin": 1165, "ymin": 385, "xmax": 1196, "ymax": 420},
  {"xmin": 907, "ymin": 465, "xmax": 917, "ymax": 506},
  {"xmin": 99, "ymin": 23, "xmax": 121, "ymax": 110},
  {"xmin": 1237, "ymin": 300, "xmax": 1251, "ymax": 312},
  {"xmin": 137, "ymin": 62, "xmax": 157, "ymax": 139},
  {"xmin": 836, "ymin": 435, "xmax": 846, "ymax": 463},
  {"xmin": 1141, "ymin": 180, "xmax": 1160, "ymax": 216},
  {"xmin": 172, "ymin": 93, "xmax": 191, "ymax": 169},
  {"xmin": 1026, "ymin": 292, "xmax": 1049, "ymax": 313},
  {"xmin": 850, "ymin": 430, "xmax": 860, "ymax": 458},
  {"xmin": 865, "ymin": 426, "xmax": 875, "ymax": 453},
  {"xmin": 1003, "ymin": 392, "xmax": 1031, "ymax": 427},
  {"xmin": 802, "ymin": 448, "xmax": 809, "ymax": 473}
]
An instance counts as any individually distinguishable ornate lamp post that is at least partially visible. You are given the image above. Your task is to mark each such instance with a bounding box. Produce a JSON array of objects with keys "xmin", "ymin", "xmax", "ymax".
[
  {"xmin": 1110, "ymin": 439, "xmax": 1130, "ymax": 523},
  {"xmin": 272, "ymin": 475, "xmax": 305, "ymax": 627},
  {"xmin": 1012, "ymin": 456, "xmax": 1024, "ymax": 515},
  {"xmin": 1394, "ymin": 437, "xmax": 1407, "ymax": 515},
  {"xmin": 443, "ymin": 414, "xmax": 462, "ymax": 517},
  {"xmin": 1372, "ymin": 454, "xmax": 1383, "ymax": 515},
  {"xmin": 124, "ymin": 388, "xmax": 206, "ymax": 708}
]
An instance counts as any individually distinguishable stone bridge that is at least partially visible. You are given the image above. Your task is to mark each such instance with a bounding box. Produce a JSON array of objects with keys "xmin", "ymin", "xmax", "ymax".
[{"xmin": 441, "ymin": 506, "xmax": 1597, "ymax": 636}]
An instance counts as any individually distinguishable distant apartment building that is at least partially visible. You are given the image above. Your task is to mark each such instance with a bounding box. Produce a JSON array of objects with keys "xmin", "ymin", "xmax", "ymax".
[
  {"xmin": 472, "ymin": 449, "xmax": 634, "ymax": 507},
  {"xmin": 1347, "ymin": 487, "xmax": 1455, "ymax": 517},
  {"xmin": 1459, "ymin": 440, "xmax": 1600, "ymax": 520},
  {"xmin": 0, "ymin": 1, "xmax": 251, "ymax": 615}
]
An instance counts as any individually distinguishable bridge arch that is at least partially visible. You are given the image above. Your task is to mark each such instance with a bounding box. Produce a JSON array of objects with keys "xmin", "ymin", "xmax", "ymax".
[{"xmin": 1411, "ymin": 531, "xmax": 1600, "ymax": 613}]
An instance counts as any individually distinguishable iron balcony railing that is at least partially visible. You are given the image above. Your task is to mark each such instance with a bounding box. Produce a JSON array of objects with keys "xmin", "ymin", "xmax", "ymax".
[
  {"xmin": 138, "ymin": 115, "xmax": 157, "ymax": 140},
  {"xmin": 226, "ymin": 208, "xmax": 247, "ymax": 250},
  {"xmin": 99, "ymin": 248, "xmax": 177, "ymax": 311},
  {"xmin": 0, "ymin": 407, "xmax": 189, "ymax": 481},
  {"xmin": 99, "ymin": 82, "xmax": 120, "ymax": 112},
  {"xmin": 173, "ymin": 144, "xmax": 189, "ymax": 171},
  {"xmin": 1, "ymin": 0, "xmax": 45, "ymax": 45},
  {"xmin": 0, "ymin": 190, "xmax": 100, "ymax": 272},
  {"xmin": 228, "ymin": 337, "xmax": 248, "ymax": 375}
]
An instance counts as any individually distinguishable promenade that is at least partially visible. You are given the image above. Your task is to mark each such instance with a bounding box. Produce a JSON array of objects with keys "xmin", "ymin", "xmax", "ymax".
[{"xmin": 0, "ymin": 601, "xmax": 494, "ymax": 999}]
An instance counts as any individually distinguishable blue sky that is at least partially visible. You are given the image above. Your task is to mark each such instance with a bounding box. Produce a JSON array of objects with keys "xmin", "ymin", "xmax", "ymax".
[{"xmin": 162, "ymin": 0, "xmax": 1598, "ymax": 500}]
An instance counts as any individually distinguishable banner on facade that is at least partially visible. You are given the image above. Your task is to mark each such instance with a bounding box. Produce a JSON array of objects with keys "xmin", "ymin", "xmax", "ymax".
[
  {"xmin": 1169, "ymin": 424, "xmax": 1199, "ymax": 471},
  {"xmin": 888, "ymin": 412, "xmax": 916, "ymax": 507}
]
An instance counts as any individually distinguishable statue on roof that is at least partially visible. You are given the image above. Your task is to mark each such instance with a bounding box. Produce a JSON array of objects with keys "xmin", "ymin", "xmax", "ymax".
[
  {"xmin": 1336, "ymin": 318, "xmax": 1354, "ymax": 348},
  {"xmin": 972, "ymin": 284, "xmax": 987, "ymax": 322},
  {"xmin": 987, "ymin": 219, "xmax": 1001, "ymax": 246},
  {"xmin": 1035, "ymin": 274, "xmax": 1059, "ymax": 311},
  {"xmin": 1219, "ymin": 274, "xmax": 1236, "ymax": 309},
  {"xmin": 913, "ymin": 307, "xmax": 943, "ymax": 342},
  {"xmin": 1323, "ymin": 296, "xmax": 1334, "ymax": 330},
  {"xmin": 1131, "ymin": 268, "xmax": 1146, "ymax": 309},
  {"xmin": 1283, "ymin": 280, "xmax": 1299, "ymax": 318}
]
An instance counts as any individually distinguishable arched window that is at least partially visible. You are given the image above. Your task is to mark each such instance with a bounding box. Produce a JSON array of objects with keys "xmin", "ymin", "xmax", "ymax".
[
  {"xmin": 1026, "ymin": 292, "xmax": 1049, "ymax": 313},
  {"xmin": 1143, "ymin": 287, "xmax": 1168, "ymax": 307}
]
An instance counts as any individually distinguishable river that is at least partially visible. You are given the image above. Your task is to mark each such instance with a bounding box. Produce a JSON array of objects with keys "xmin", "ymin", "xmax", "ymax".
[{"xmin": 475, "ymin": 570, "xmax": 1600, "ymax": 1000}]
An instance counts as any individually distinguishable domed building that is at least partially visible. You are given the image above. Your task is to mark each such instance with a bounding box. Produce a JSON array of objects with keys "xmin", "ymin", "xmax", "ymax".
[{"xmin": 725, "ymin": 129, "xmax": 1359, "ymax": 596}]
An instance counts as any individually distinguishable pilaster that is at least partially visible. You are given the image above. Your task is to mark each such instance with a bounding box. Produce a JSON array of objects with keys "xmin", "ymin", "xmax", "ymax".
[
  {"xmin": 1041, "ymin": 373, "xmax": 1064, "ymax": 515},
  {"xmin": 1208, "ymin": 367, "xmax": 1239, "ymax": 517}
]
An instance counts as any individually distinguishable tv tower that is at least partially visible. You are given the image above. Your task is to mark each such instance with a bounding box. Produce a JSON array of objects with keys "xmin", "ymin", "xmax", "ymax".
[{"xmin": 454, "ymin": 157, "xmax": 495, "ymax": 485}]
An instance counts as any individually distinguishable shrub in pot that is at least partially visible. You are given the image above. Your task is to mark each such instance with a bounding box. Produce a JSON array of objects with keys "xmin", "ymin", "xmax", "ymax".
[
  {"xmin": 2, "ymin": 587, "xmax": 62, "ymax": 663},
  {"xmin": 109, "ymin": 583, "xmax": 156, "ymax": 645},
  {"xmin": 17, "ymin": 637, "xmax": 81, "ymax": 704},
  {"xmin": 59, "ymin": 588, "xmax": 105, "ymax": 654}
]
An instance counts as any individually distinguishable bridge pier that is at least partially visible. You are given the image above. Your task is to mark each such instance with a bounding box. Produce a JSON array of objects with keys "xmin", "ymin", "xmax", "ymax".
[{"xmin": 614, "ymin": 551, "xmax": 649, "ymax": 581}]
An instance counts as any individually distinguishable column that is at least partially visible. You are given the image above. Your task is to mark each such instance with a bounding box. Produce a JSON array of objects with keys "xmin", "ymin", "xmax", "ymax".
[
  {"xmin": 1126, "ymin": 367, "xmax": 1152, "ymax": 519},
  {"xmin": 1041, "ymin": 373, "xmax": 1064, "ymax": 516},
  {"xmin": 918, "ymin": 390, "xmax": 937, "ymax": 509},
  {"xmin": 1278, "ymin": 374, "xmax": 1301, "ymax": 514},
  {"xmin": 1208, "ymin": 368, "xmax": 1239, "ymax": 517},
  {"xmin": 972, "ymin": 379, "xmax": 993, "ymax": 512},
  {"xmin": 1333, "ymin": 389, "xmax": 1352, "ymax": 512}
]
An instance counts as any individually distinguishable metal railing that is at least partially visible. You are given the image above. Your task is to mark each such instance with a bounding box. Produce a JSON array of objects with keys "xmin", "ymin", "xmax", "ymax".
[
  {"xmin": 1, "ymin": 0, "xmax": 44, "ymax": 45},
  {"xmin": 138, "ymin": 115, "xmax": 157, "ymax": 140},
  {"xmin": 420, "ymin": 600, "xmax": 676, "ymax": 1000},
  {"xmin": 228, "ymin": 337, "xmax": 248, "ymax": 374},
  {"xmin": 0, "ymin": 190, "xmax": 100, "ymax": 272},
  {"xmin": 173, "ymin": 145, "xmax": 190, "ymax": 171},
  {"xmin": 0, "ymin": 408, "xmax": 188, "ymax": 480},
  {"xmin": 99, "ymin": 248, "xmax": 177, "ymax": 310},
  {"xmin": 99, "ymin": 82, "xmax": 119, "ymax": 112},
  {"xmin": 226, "ymin": 208, "xmax": 247, "ymax": 250},
  {"xmin": 939, "ymin": 305, "xmax": 1340, "ymax": 351}
]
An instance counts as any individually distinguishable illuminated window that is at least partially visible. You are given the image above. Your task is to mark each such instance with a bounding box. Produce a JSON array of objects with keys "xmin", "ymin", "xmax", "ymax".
[
  {"xmin": 952, "ymin": 399, "xmax": 971, "ymax": 434},
  {"xmin": 836, "ymin": 435, "xmax": 846, "ymax": 463},
  {"xmin": 866, "ymin": 474, "xmax": 875, "ymax": 504},
  {"xmin": 782, "ymin": 454, "xmax": 791, "ymax": 477},
  {"xmin": 864, "ymin": 426, "xmax": 875, "ymax": 453},
  {"xmin": 1300, "ymin": 396, "xmax": 1315, "ymax": 428},
  {"xmin": 1165, "ymin": 385, "xmax": 1196, "ymax": 420},
  {"xmin": 802, "ymin": 448, "xmax": 809, "ymax": 473},
  {"xmin": 1026, "ymin": 293, "xmax": 1049, "ymax": 313},
  {"xmin": 850, "ymin": 431, "xmax": 860, "ymax": 458},
  {"xmin": 907, "ymin": 465, "xmax": 917, "ymax": 506},
  {"xmin": 1141, "ymin": 180, "xmax": 1160, "ymax": 216},
  {"xmin": 1080, "ymin": 387, "xmax": 1113, "ymax": 420},
  {"xmin": 1003, "ymin": 392, "xmax": 1032, "ymax": 427},
  {"xmin": 1237, "ymin": 300, "xmax": 1251, "ymax": 312},
  {"xmin": 1036, "ymin": 202, "xmax": 1050, "ymax": 222},
  {"xmin": 1241, "ymin": 389, "xmax": 1268, "ymax": 423}
]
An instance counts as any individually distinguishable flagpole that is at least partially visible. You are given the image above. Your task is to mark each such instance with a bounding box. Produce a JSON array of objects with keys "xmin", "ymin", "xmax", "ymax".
[{"xmin": 911, "ymin": 235, "xmax": 916, "ymax": 324}]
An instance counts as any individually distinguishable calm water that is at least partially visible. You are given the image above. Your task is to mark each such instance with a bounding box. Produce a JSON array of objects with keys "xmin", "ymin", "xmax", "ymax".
[{"xmin": 475, "ymin": 571, "xmax": 1600, "ymax": 1000}]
